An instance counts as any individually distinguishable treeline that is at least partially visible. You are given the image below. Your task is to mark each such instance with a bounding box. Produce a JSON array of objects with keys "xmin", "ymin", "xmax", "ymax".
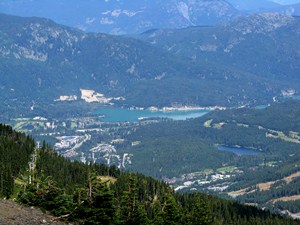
[{"xmin": 0, "ymin": 124, "xmax": 35, "ymax": 198}]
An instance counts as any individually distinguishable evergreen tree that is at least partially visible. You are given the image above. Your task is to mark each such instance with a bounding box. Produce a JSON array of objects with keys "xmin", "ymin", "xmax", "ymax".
[
  {"xmin": 72, "ymin": 172, "xmax": 115, "ymax": 225},
  {"xmin": 161, "ymin": 193, "xmax": 182, "ymax": 225},
  {"xmin": 187, "ymin": 196, "xmax": 212, "ymax": 225}
]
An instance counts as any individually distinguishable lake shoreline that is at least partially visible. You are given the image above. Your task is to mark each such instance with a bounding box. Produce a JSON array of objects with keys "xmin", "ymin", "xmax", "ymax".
[
  {"xmin": 94, "ymin": 106, "xmax": 212, "ymax": 122},
  {"xmin": 128, "ymin": 105, "xmax": 227, "ymax": 112},
  {"xmin": 216, "ymin": 145, "xmax": 264, "ymax": 156}
]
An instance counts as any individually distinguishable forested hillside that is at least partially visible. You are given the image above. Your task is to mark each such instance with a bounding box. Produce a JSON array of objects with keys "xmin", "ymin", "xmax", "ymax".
[
  {"xmin": 0, "ymin": 13, "xmax": 289, "ymax": 116},
  {"xmin": 0, "ymin": 124, "xmax": 35, "ymax": 198},
  {"xmin": 0, "ymin": 124, "xmax": 299, "ymax": 224}
]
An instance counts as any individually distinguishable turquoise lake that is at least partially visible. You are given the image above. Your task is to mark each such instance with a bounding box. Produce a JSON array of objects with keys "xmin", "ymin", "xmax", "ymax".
[
  {"xmin": 283, "ymin": 95, "xmax": 300, "ymax": 100},
  {"xmin": 217, "ymin": 145, "xmax": 263, "ymax": 156},
  {"xmin": 94, "ymin": 108, "xmax": 210, "ymax": 122},
  {"xmin": 292, "ymin": 95, "xmax": 300, "ymax": 100}
]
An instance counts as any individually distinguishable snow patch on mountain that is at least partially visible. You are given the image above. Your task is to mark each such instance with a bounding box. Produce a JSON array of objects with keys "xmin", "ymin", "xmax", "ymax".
[
  {"xmin": 177, "ymin": 2, "xmax": 192, "ymax": 23},
  {"xmin": 100, "ymin": 17, "xmax": 114, "ymax": 25},
  {"xmin": 85, "ymin": 17, "xmax": 96, "ymax": 25}
]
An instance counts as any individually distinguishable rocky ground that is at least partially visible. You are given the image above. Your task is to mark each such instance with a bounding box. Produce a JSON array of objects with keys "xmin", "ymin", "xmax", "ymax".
[{"xmin": 0, "ymin": 200, "xmax": 72, "ymax": 225}]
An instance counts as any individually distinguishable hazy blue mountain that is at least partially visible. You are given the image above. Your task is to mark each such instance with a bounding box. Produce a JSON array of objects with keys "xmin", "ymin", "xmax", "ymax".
[
  {"xmin": 1, "ymin": 0, "xmax": 299, "ymax": 35},
  {"xmin": 227, "ymin": 0, "xmax": 283, "ymax": 13},
  {"xmin": 139, "ymin": 13, "xmax": 300, "ymax": 93},
  {"xmin": 0, "ymin": 13, "xmax": 288, "ymax": 114},
  {"xmin": 0, "ymin": 0, "xmax": 240, "ymax": 34},
  {"xmin": 227, "ymin": 0, "xmax": 300, "ymax": 15},
  {"xmin": 282, "ymin": 2, "xmax": 300, "ymax": 15},
  {"xmin": 272, "ymin": 0, "xmax": 300, "ymax": 4}
]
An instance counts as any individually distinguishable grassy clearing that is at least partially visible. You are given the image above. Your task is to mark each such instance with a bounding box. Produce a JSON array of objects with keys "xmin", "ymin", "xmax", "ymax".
[
  {"xmin": 266, "ymin": 129, "xmax": 300, "ymax": 144},
  {"xmin": 192, "ymin": 169, "xmax": 214, "ymax": 176},
  {"xmin": 217, "ymin": 166, "xmax": 237, "ymax": 173},
  {"xmin": 13, "ymin": 122, "xmax": 27, "ymax": 131},
  {"xmin": 259, "ymin": 161, "xmax": 277, "ymax": 167},
  {"xmin": 237, "ymin": 123, "xmax": 249, "ymax": 128},
  {"xmin": 131, "ymin": 141, "xmax": 141, "ymax": 146},
  {"xmin": 228, "ymin": 187, "xmax": 255, "ymax": 198},
  {"xmin": 98, "ymin": 176, "xmax": 117, "ymax": 184},
  {"xmin": 13, "ymin": 120, "xmax": 47, "ymax": 132},
  {"xmin": 203, "ymin": 119, "xmax": 213, "ymax": 128},
  {"xmin": 70, "ymin": 122, "xmax": 77, "ymax": 129},
  {"xmin": 13, "ymin": 118, "xmax": 30, "ymax": 121},
  {"xmin": 213, "ymin": 122, "xmax": 225, "ymax": 129}
]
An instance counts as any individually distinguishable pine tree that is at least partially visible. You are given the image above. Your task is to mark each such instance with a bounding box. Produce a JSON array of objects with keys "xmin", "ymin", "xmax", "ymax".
[
  {"xmin": 187, "ymin": 196, "xmax": 212, "ymax": 225},
  {"xmin": 161, "ymin": 193, "xmax": 182, "ymax": 225},
  {"xmin": 72, "ymin": 172, "xmax": 116, "ymax": 225}
]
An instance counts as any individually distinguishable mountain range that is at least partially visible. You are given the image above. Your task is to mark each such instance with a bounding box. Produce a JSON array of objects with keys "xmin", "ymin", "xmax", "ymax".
[
  {"xmin": 227, "ymin": 0, "xmax": 282, "ymax": 12},
  {"xmin": 227, "ymin": 0, "xmax": 300, "ymax": 13},
  {"xmin": 0, "ymin": 0, "xmax": 240, "ymax": 34},
  {"xmin": 1, "ymin": 0, "xmax": 300, "ymax": 34}
]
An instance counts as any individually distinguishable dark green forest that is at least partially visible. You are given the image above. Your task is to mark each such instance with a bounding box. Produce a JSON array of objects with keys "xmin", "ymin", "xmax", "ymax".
[
  {"xmin": 0, "ymin": 124, "xmax": 299, "ymax": 224},
  {"xmin": 0, "ymin": 124, "xmax": 35, "ymax": 198}
]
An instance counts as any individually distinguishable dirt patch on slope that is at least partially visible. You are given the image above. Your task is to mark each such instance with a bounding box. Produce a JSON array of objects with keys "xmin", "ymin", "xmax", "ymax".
[
  {"xmin": 0, "ymin": 200, "xmax": 71, "ymax": 225},
  {"xmin": 257, "ymin": 181, "xmax": 276, "ymax": 191},
  {"xmin": 272, "ymin": 195, "xmax": 300, "ymax": 203},
  {"xmin": 229, "ymin": 171, "xmax": 300, "ymax": 197},
  {"xmin": 283, "ymin": 171, "xmax": 300, "ymax": 184}
]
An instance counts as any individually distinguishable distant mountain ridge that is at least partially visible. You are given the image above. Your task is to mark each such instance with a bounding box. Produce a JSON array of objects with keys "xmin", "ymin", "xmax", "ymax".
[
  {"xmin": 0, "ymin": 0, "xmax": 241, "ymax": 34},
  {"xmin": 1, "ymin": 0, "xmax": 300, "ymax": 35},
  {"xmin": 227, "ymin": 0, "xmax": 284, "ymax": 13}
]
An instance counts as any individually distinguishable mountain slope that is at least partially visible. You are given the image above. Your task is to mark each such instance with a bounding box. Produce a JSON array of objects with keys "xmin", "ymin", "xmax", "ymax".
[
  {"xmin": 0, "ymin": 0, "xmax": 240, "ymax": 34},
  {"xmin": 0, "ymin": 13, "xmax": 287, "ymax": 115},
  {"xmin": 139, "ymin": 13, "xmax": 300, "ymax": 92}
]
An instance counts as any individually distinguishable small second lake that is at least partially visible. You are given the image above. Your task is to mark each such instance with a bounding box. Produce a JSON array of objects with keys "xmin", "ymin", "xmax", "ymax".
[
  {"xmin": 217, "ymin": 145, "xmax": 263, "ymax": 156},
  {"xmin": 94, "ymin": 107, "xmax": 210, "ymax": 122}
]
